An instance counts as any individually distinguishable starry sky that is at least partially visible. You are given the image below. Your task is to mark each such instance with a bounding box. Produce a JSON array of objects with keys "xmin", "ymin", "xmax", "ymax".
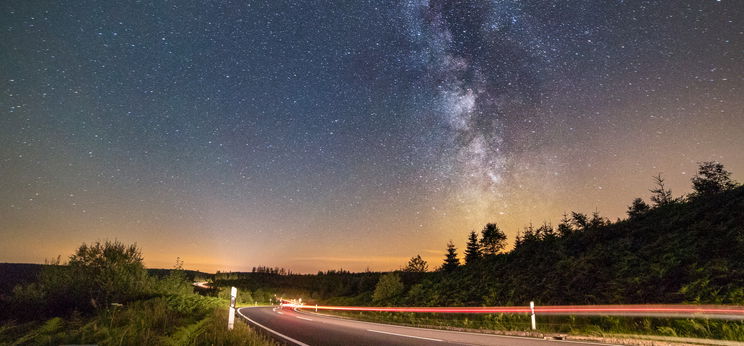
[{"xmin": 2, "ymin": 0, "xmax": 743, "ymax": 273}]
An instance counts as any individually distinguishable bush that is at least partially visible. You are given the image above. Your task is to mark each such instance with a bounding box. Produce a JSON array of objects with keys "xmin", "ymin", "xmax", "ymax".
[
  {"xmin": 68, "ymin": 240, "xmax": 149, "ymax": 310},
  {"xmin": 4, "ymin": 240, "xmax": 151, "ymax": 319},
  {"xmin": 373, "ymin": 273, "xmax": 404, "ymax": 304}
]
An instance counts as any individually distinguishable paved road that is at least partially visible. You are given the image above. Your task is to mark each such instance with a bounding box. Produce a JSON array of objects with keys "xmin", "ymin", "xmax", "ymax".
[{"xmin": 237, "ymin": 306, "xmax": 614, "ymax": 346}]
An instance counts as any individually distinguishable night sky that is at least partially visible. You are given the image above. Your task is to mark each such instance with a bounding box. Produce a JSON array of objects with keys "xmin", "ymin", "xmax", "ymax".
[{"xmin": 2, "ymin": 1, "xmax": 743, "ymax": 273}]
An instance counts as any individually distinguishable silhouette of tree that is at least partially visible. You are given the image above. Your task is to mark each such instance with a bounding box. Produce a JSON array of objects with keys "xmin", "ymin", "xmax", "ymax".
[
  {"xmin": 441, "ymin": 241, "xmax": 460, "ymax": 272},
  {"xmin": 521, "ymin": 224, "xmax": 539, "ymax": 243},
  {"xmin": 691, "ymin": 161, "xmax": 737, "ymax": 196},
  {"xmin": 627, "ymin": 198, "xmax": 650, "ymax": 218},
  {"xmin": 403, "ymin": 255, "xmax": 428, "ymax": 272},
  {"xmin": 557, "ymin": 212, "xmax": 573, "ymax": 237},
  {"xmin": 650, "ymin": 173, "xmax": 673, "ymax": 206},
  {"xmin": 589, "ymin": 211, "xmax": 607, "ymax": 229},
  {"xmin": 536, "ymin": 222, "xmax": 555, "ymax": 239},
  {"xmin": 464, "ymin": 231, "xmax": 481, "ymax": 264},
  {"xmin": 571, "ymin": 211, "xmax": 588, "ymax": 231},
  {"xmin": 514, "ymin": 230, "xmax": 524, "ymax": 248},
  {"xmin": 480, "ymin": 223, "xmax": 507, "ymax": 256}
]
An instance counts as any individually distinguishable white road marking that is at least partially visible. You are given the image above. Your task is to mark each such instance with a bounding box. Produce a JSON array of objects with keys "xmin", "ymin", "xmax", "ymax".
[
  {"xmin": 276, "ymin": 311, "xmax": 284, "ymax": 314},
  {"xmin": 296, "ymin": 316, "xmax": 314, "ymax": 321},
  {"xmin": 237, "ymin": 308, "xmax": 310, "ymax": 346},
  {"xmin": 367, "ymin": 329, "xmax": 443, "ymax": 342}
]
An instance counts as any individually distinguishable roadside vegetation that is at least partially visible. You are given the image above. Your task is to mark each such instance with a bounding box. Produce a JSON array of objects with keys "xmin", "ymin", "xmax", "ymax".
[
  {"xmin": 0, "ymin": 241, "xmax": 274, "ymax": 345},
  {"xmin": 320, "ymin": 310, "xmax": 744, "ymax": 341},
  {"xmin": 212, "ymin": 161, "xmax": 744, "ymax": 340}
]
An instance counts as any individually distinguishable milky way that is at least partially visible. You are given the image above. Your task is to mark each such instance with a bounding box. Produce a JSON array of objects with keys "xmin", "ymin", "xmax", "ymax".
[{"xmin": 1, "ymin": 0, "xmax": 743, "ymax": 272}]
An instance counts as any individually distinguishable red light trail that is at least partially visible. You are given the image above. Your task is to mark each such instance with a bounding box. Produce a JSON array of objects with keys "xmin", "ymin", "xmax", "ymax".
[{"xmin": 278, "ymin": 299, "xmax": 744, "ymax": 320}]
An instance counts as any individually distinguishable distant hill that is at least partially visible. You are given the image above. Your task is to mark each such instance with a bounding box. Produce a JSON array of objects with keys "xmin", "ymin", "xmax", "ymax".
[
  {"xmin": 407, "ymin": 185, "xmax": 744, "ymax": 306},
  {"xmin": 146, "ymin": 268, "xmax": 213, "ymax": 282},
  {"xmin": 0, "ymin": 263, "xmax": 46, "ymax": 294}
]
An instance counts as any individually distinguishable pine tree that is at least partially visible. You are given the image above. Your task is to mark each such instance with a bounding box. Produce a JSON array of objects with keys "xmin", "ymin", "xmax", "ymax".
[
  {"xmin": 557, "ymin": 212, "xmax": 573, "ymax": 237},
  {"xmin": 464, "ymin": 231, "xmax": 481, "ymax": 264},
  {"xmin": 536, "ymin": 222, "xmax": 555, "ymax": 239},
  {"xmin": 571, "ymin": 211, "xmax": 588, "ymax": 231},
  {"xmin": 650, "ymin": 173, "xmax": 673, "ymax": 206},
  {"xmin": 441, "ymin": 241, "xmax": 460, "ymax": 272},
  {"xmin": 589, "ymin": 210, "xmax": 607, "ymax": 229}
]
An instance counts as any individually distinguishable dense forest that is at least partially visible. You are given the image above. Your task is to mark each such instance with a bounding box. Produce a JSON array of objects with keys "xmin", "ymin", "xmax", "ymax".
[{"xmin": 214, "ymin": 161, "xmax": 744, "ymax": 308}]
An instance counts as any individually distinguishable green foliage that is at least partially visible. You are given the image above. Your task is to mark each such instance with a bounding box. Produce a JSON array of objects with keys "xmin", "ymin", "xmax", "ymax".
[
  {"xmin": 68, "ymin": 240, "xmax": 149, "ymax": 309},
  {"xmin": 169, "ymin": 307, "xmax": 276, "ymax": 346},
  {"xmin": 2, "ymin": 240, "xmax": 151, "ymax": 319},
  {"xmin": 218, "ymin": 287, "xmax": 255, "ymax": 306},
  {"xmin": 373, "ymin": 273, "xmax": 404, "ymax": 303},
  {"xmin": 0, "ymin": 295, "xmax": 273, "ymax": 345}
]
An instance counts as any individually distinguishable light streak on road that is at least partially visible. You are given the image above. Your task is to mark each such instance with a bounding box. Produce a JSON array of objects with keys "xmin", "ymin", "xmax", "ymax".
[{"xmin": 278, "ymin": 299, "xmax": 744, "ymax": 320}]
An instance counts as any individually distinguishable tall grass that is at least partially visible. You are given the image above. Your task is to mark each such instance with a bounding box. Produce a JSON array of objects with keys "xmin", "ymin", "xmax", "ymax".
[{"xmin": 0, "ymin": 295, "xmax": 275, "ymax": 345}]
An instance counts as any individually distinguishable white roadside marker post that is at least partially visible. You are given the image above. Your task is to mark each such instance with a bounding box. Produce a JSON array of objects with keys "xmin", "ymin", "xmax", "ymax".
[
  {"xmin": 315, "ymin": 304, "xmax": 318, "ymax": 312},
  {"xmin": 530, "ymin": 301, "xmax": 536, "ymax": 330},
  {"xmin": 228, "ymin": 287, "xmax": 237, "ymax": 330}
]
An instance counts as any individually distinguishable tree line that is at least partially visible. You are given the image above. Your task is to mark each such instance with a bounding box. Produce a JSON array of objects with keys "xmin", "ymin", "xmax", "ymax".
[
  {"xmin": 369, "ymin": 161, "xmax": 743, "ymax": 306},
  {"xmin": 208, "ymin": 161, "xmax": 742, "ymax": 308}
]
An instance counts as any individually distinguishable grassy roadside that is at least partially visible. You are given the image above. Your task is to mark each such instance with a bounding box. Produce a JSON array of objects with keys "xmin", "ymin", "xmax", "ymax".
[
  {"xmin": 312, "ymin": 310, "xmax": 744, "ymax": 342},
  {"xmin": 0, "ymin": 294, "xmax": 276, "ymax": 345},
  {"xmin": 0, "ymin": 241, "xmax": 277, "ymax": 345}
]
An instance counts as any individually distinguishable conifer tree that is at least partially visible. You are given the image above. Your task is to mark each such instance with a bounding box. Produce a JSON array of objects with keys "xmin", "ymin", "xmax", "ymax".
[
  {"xmin": 557, "ymin": 212, "xmax": 573, "ymax": 237},
  {"xmin": 464, "ymin": 231, "xmax": 481, "ymax": 264},
  {"xmin": 650, "ymin": 173, "xmax": 673, "ymax": 206},
  {"xmin": 441, "ymin": 241, "xmax": 460, "ymax": 272},
  {"xmin": 627, "ymin": 198, "xmax": 650, "ymax": 218}
]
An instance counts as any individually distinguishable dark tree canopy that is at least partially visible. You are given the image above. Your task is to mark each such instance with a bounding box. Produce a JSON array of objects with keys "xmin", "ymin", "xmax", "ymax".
[
  {"xmin": 441, "ymin": 241, "xmax": 460, "ymax": 272},
  {"xmin": 691, "ymin": 161, "xmax": 737, "ymax": 196},
  {"xmin": 464, "ymin": 231, "xmax": 481, "ymax": 264},
  {"xmin": 403, "ymin": 254, "xmax": 428, "ymax": 272},
  {"xmin": 557, "ymin": 213, "xmax": 573, "ymax": 237},
  {"xmin": 589, "ymin": 211, "xmax": 608, "ymax": 229},
  {"xmin": 627, "ymin": 198, "xmax": 650, "ymax": 218},
  {"xmin": 571, "ymin": 212, "xmax": 588, "ymax": 231},
  {"xmin": 480, "ymin": 223, "xmax": 507, "ymax": 255}
]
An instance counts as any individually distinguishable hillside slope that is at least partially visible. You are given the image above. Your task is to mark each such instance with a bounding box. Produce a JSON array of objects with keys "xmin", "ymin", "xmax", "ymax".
[{"xmin": 417, "ymin": 186, "xmax": 744, "ymax": 306}]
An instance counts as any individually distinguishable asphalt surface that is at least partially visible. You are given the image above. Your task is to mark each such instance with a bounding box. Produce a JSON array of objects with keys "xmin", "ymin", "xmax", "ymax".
[{"xmin": 237, "ymin": 306, "xmax": 615, "ymax": 346}]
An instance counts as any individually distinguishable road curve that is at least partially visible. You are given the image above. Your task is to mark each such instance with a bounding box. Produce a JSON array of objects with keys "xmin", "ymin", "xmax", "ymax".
[{"xmin": 237, "ymin": 306, "xmax": 615, "ymax": 346}]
